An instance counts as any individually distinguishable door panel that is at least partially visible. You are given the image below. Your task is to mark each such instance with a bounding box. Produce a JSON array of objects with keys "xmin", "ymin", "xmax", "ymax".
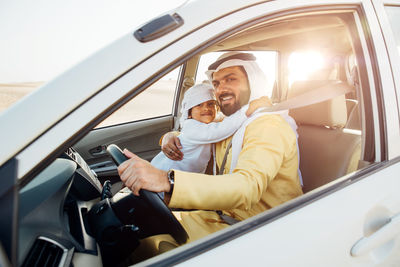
[
  {"xmin": 74, "ymin": 116, "xmax": 173, "ymax": 180},
  {"xmin": 180, "ymin": 160, "xmax": 400, "ymax": 266}
]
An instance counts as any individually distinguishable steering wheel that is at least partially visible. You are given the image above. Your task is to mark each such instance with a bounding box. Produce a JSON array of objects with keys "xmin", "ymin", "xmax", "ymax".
[{"xmin": 106, "ymin": 144, "xmax": 188, "ymax": 245}]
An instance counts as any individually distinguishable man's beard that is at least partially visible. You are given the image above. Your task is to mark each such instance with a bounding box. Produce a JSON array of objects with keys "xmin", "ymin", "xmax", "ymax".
[
  {"xmin": 220, "ymin": 100, "xmax": 241, "ymax": 116},
  {"xmin": 218, "ymin": 90, "xmax": 250, "ymax": 116}
]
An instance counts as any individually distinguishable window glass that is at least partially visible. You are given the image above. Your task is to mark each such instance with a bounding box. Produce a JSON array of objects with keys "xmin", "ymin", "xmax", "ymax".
[
  {"xmin": 96, "ymin": 67, "xmax": 180, "ymax": 128},
  {"xmin": 385, "ymin": 5, "xmax": 400, "ymax": 56},
  {"xmin": 196, "ymin": 51, "xmax": 277, "ymax": 98}
]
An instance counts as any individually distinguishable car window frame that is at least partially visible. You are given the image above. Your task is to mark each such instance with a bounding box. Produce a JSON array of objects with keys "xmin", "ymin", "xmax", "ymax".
[
  {"xmin": 366, "ymin": 0, "xmax": 400, "ymax": 160},
  {"xmin": 94, "ymin": 65, "xmax": 184, "ymax": 129},
  {"xmin": 371, "ymin": 0, "xmax": 400, "ymax": 154}
]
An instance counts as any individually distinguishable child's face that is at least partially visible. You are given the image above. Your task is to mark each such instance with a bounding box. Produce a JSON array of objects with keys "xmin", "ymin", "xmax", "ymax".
[{"xmin": 189, "ymin": 100, "xmax": 217, "ymax": 124}]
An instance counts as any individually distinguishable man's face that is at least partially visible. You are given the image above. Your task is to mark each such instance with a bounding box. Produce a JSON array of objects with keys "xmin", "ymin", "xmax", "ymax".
[{"xmin": 211, "ymin": 66, "xmax": 250, "ymax": 116}]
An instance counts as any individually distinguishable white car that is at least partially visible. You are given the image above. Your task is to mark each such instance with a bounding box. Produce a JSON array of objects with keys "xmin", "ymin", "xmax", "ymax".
[{"xmin": 1, "ymin": 0, "xmax": 400, "ymax": 266}]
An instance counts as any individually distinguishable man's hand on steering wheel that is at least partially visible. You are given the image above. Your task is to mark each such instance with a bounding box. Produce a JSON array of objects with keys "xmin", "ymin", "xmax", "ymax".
[
  {"xmin": 107, "ymin": 144, "xmax": 188, "ymax": 245},
  {"xmin": 118, "ymin": 149, "xmax": 171, "ymax": 196},
  {"xmin": 161, "ymin": 132, "xmax": 184, "ymax": 161}
]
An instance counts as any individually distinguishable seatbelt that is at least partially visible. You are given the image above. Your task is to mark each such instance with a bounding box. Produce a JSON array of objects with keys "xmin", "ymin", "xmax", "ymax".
[
  {"xmin": 261, "ymin": 81, "xmax": 354, "ymax": 112},
  {"xmin": 218, "ymin": 139, "xmax": 233, "ymax": 175},
  {"xmin": 216, "ymin": 139, "xmax": 239, "ymax": 225}
]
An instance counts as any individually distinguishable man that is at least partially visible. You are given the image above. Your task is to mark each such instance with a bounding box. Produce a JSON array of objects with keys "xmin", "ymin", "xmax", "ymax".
[{"xmin": 118, "ymin": 52, "xmax": 303, "ymax": 245}]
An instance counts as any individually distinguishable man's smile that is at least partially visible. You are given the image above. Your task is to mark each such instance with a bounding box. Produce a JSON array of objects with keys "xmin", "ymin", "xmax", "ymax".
[{"xmin": 219, "ymin": 93, "xmax": 235, "ymax": 106}]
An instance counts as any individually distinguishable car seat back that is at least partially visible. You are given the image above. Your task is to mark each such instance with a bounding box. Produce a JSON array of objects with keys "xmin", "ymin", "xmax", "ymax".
[{"xmin": 289, "ymin": 80, "xmax": 361, "ymax": 193}]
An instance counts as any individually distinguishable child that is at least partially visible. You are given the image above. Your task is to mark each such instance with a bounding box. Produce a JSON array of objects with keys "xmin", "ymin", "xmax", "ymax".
[{"xmin": 150, "ymin": 83, "xmax": 270, "ymax": 174}]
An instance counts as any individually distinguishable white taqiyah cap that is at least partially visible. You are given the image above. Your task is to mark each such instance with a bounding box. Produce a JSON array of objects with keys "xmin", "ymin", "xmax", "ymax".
[{"xmin": 180, "ymin": 83, "xmax": 216, "ymax": 127}]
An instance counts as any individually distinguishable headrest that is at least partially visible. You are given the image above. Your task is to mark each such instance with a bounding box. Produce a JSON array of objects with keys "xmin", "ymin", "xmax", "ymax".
[{"xmin": 288, "ymin": 80, "xmax": 348, "ymax": 128}]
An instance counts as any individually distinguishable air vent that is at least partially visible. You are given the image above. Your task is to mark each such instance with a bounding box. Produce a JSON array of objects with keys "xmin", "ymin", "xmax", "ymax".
[{"xmin": 22, "ymin": 237, "xmax": 68, "ymax": 267}]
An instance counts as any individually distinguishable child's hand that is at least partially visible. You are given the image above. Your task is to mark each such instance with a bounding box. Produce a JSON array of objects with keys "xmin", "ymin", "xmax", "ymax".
[{"xmin": 246, "ymin": 96, "xmax": 272, "ymax": 116}]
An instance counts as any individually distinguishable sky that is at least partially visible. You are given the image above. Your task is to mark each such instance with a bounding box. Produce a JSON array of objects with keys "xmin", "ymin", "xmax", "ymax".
[{"xmin": 0, "ymin": 0, "xmax": 186, "ymax": 83}]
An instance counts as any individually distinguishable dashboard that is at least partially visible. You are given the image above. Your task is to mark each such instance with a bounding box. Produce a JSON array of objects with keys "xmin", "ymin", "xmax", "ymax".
[
  {"xmin": 16, "ymin": 146, "xmax": 178, "ymax": 267},
  {"xmin": 63, "ymin": 147, "xmax": 103, "ymax": 200},
  {"xmin": 18, "ymin": 148, "xmax": 104, "ymax": 266}
]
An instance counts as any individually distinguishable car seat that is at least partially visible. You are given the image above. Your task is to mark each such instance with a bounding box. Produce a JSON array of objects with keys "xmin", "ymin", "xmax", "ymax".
[{"xmin": 288, "ymin": 80, "xmax": 361, "ymax": 193}]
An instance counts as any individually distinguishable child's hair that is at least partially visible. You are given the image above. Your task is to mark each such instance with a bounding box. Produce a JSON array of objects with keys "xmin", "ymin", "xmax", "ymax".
[{"xmin": 180, "ymin": 83, "xmax": 216, "ymax": 127}]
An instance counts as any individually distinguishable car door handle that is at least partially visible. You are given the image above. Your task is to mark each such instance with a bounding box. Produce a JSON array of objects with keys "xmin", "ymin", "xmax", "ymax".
[{"xmin": 351, "ymin": 213, "xmax": 400, "ymax": 257}]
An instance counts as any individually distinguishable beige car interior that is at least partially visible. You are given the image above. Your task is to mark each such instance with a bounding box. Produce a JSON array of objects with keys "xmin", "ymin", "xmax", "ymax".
[
  {"xmin": 182, "ymin": 11, "xmax": 369, "ymax": 194},
  {"xmin": 288, "ymin": 80, "xmax": 361, "ymax": 192}
]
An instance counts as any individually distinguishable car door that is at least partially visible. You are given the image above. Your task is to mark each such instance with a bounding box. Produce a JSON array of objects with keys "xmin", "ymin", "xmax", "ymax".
[{"xmin": 137, "ymin": 1, "xmax": 400, "ymax": 266}]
